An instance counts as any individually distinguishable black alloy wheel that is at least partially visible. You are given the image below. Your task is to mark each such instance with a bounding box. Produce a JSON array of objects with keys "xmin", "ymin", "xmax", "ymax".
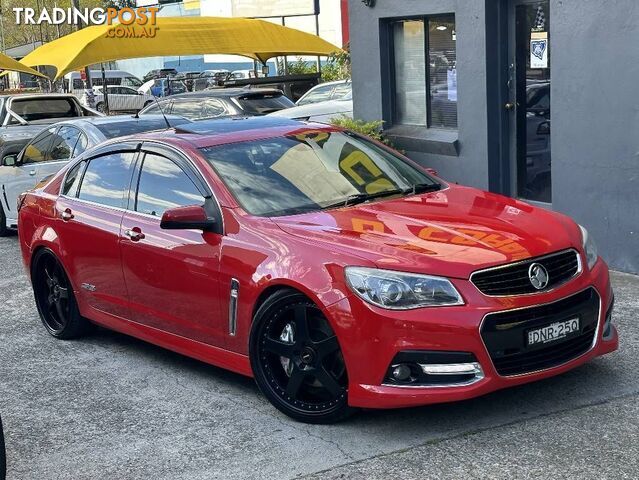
[
  {"xmin": 250, "ymin": 290, "xmax": 356, "ymax": 424},
  {"xmin": 32, "ymin": 250, "xmax": 91, "ymax": 339}
]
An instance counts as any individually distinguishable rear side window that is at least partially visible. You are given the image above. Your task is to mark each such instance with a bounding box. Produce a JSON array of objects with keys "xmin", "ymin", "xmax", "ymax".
[
  {"xmin": 49, "ymin": 126, "xmax": 82, "ymax": 161},
  {"xmin": 135, "ymin": 153, "xmax": 204, "ymax": 217},
  {"xmin": 62, "ymin": 161, "xmax": 86, "ymax": 197},
  {"xmin": 78, "ymin": 152, "xmax": 136, "ymax": 208},
  {"xmin": 235, "ymin": 93, "xmax": 295, "ymax": 115},
  {"xmin": 298, "ymin": 84, "xmax": 334, "ymax": 105}
]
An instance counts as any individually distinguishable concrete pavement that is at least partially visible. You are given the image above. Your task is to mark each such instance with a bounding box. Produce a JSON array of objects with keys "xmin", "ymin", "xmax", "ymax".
[{"xmin": 0, "ymin": 233, "xmax": 637, "ymax": 479}]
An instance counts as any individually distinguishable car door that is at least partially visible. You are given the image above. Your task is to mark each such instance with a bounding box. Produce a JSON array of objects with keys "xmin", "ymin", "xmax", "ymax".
[
  {"xmin": 2, "ymin": 127, "xmax": 55, "ymax": 220},
  {"xmin": 120, "ymin": 86, "xmax": 145, "ymax": 110},
  {"xmin": 119, "ymin": 146, "xmax": 225, "ymax": 346},
  {"xmin": 55, "ymin": 145, "xmax": 139, "ymax": 318},
  {"xmin": 106, "ymin": 86, "xmax": 124, "ymax": 112}
]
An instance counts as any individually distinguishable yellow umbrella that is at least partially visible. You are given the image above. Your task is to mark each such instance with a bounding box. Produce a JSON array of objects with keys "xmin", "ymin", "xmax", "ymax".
[
  {"xmin": 21, "ymin": 16, "xmax": 342, "ymax": 80},
  {"xmin": 0, "ymin": 52, "xmax": 46, "ymax": 77}
]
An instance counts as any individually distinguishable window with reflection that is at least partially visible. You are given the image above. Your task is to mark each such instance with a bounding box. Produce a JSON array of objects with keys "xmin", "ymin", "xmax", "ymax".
[
  {"xmin": 391, "ymin": 15, "xmax": 457, "ymax": 129},
  {"xmin": 77, "ymin": 152, "xmax": 135, "ymax": 208},
  {"xmin": 135, "ymin": 153, "xmax": 204, "ymax": 217},
  {"xmin": 200, "ymin": 131, "xmax": 437, "ymax": 217}
]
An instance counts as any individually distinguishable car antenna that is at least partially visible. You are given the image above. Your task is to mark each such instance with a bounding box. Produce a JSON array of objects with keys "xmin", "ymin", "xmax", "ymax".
[{"xmin": 150, "ymin": 93, "xmax": 172, "ymax": 130}]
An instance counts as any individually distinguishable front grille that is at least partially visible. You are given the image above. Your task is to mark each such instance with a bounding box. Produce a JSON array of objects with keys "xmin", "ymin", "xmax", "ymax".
[
  {"xmin": 481, "ymin": 288, "xmax": 599, "ymax": 376},
  {"xmin": 471, "ymin": 249, "xmax": 580, "ymax": 296}
]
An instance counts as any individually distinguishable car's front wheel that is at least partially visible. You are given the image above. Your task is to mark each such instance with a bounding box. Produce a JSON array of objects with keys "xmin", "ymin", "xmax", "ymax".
[
  {"xmin": 32, "ymin": 250, "xmax": 92, "ymax": 339},
  {"xmin": 250, "ymin": 289, "xmax": 356, "ymax": 424},
  {"xmin": 96, "ymin": 102, "xmax": 106, "ymax": 114}
]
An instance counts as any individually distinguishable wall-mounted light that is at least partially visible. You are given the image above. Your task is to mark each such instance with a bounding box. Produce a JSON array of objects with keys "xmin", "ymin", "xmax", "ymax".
[{"xmin": 436, "ymin": 25, "xmax": 447, "ymax": 31}]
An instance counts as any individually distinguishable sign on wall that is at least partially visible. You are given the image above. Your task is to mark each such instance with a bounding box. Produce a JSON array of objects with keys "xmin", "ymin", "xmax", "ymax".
[{"xmin": 530, "ymin": 31, "xmax": 548, "ymax": 69}]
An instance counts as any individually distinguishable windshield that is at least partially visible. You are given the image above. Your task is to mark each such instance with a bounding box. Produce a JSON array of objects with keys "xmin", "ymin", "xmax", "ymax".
[
  {"xmin": 235, "ymin": 93, "xmax": 295, "ymax": 115},
  {"xmin": 199, "ymin": 131, "xmax": 439, "ymax": 216},
  {"xmin": 95, "ymin": 117, "xmax": 190, "ymax": 138}
]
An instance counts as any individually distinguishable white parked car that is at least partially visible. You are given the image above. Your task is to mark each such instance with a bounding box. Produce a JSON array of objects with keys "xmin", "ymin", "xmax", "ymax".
[
  {"xmin": 0, "ymin": 115, "xmax": 190, "ymax": 235},
  {"xmin": 81, "ymin": 86, "xmax": 155, "ymax": 114},
  {"xmin": 296, "ymin": 80, "xmax": 351, "ymax": 106},
  {"xmin": 269, "ymin": 91, "xmax": 353, "ymax": 124}
]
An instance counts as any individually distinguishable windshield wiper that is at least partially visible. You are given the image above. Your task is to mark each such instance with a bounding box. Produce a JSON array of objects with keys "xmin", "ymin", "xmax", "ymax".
[{"xmin": 322, "ymin": 189, "xmax": 405, "ymax": 210}]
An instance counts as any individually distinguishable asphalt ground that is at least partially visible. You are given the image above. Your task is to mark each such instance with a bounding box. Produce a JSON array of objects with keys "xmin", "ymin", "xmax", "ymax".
[{"xmin": 0, "ymin": 232, "xmax": 637, "ymax": 479}]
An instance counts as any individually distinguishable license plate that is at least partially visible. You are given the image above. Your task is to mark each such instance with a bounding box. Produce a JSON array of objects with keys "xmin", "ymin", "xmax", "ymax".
[{"xmin": 527, "ymin": 318, "xmax": 580, "ymax": 346}]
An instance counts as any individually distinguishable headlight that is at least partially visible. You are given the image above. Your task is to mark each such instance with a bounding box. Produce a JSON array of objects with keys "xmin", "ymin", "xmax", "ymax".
[
  {"xmin": 579, "ymin": 225, "xmax": 598, "ymax": 270},
  {"xmin": 345, "ymin": 267, "xmax": 464, "ymax": 310}
]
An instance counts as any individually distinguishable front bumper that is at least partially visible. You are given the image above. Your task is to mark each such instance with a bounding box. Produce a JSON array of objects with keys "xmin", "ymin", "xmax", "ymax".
[{"xmin": 326, "ymin": 258, "xmax": 618, "ymax": 409}]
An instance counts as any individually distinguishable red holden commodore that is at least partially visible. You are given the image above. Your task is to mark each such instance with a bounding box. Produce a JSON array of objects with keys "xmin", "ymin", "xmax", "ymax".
[{"xmin": 18, "ymin": 117, "xmax": 618, "ymax": 423}]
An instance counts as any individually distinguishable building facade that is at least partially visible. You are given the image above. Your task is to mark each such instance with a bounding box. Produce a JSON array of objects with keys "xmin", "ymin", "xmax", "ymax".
[{"xmin": 348, "ymin": 0, "xmax": 639, "ymax": 274}]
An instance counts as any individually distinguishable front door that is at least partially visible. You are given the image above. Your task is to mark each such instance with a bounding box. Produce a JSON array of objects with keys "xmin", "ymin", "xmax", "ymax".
[
  {"xmin": 507, "ymin": 0, "xmax": 551, "ymax": 204},
  {"xmin": 119, "ymin": 150, "xmax": 225, "ymax": 347}
]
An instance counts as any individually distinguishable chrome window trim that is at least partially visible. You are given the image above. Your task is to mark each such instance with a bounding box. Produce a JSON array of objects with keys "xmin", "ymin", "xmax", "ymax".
[
  {"xmin": 469, "ymin": 248, "xmax": 583, "ymax": 298},
  {"xmin": 478, "ymin": 286, "xmax": 602, "ymax": 379}
]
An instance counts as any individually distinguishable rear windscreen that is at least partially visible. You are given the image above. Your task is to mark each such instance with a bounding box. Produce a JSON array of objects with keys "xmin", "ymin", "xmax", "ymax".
[
  {"xmin": 236, "ymin": 93, "xmax": 295, "ymax": 115},
  {"xmin": 95, "ymin": 118, "xmax": 190, "ymax": 138},
  {"xmin": 11, "ymin": 98, "xmax": 79, "ymax": 121}
]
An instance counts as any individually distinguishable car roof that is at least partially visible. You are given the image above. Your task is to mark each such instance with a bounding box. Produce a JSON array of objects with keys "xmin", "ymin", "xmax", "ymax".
[
  {"xmin": 130, "ymin": 116, "xmax": 339, "ymax": 149},
  {"xmin": 52, "ymin": 114, "xmax": 186, "ymax": 127},
  {"xmin": 0, "ymin": 93, "xmax": 79, "ymax": 100}
]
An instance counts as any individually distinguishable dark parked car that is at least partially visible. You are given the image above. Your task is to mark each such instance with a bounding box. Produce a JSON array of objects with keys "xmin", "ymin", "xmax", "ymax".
[
  {"xmin": 142, "ymin": 68, "xmax": 178, "ymax": 82},
  {"xmin": 0, "ymin": 93, "xmax": 100, "ymax": 160},
  {"xmin": 138, "ymin": 88, "xmax": 295, "ymax": 121}
]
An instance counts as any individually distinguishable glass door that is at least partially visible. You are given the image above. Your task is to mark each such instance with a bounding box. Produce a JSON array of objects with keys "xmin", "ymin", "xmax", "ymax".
[{"xmin": 508, "ymin": 0, "xmax": 551, "ymax": 203}]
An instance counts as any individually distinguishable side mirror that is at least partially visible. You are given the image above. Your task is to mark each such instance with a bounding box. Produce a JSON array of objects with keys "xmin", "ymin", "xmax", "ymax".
[
  {"xmin": 1, "ymin": 154, "xmax": 17, "ymax": 167},
  {"xmin": 160, "ymin": 205, "xmax": 216, "ymax": 231}
]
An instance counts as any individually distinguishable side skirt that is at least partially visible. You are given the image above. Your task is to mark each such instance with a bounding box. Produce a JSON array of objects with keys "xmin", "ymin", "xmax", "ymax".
[{"xmin": 81, "ymin": 304, "xmax": 253, "ymax": 377}]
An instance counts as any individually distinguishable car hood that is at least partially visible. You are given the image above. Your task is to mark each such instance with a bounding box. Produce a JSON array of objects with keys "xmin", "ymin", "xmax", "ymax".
[
  {"xmin": 272, "ymin": 184, "xmax": 580, "ymax": 279},
  {"xmin": 269, "ymin": 100, "xmax": 353, "ymax": 119}
]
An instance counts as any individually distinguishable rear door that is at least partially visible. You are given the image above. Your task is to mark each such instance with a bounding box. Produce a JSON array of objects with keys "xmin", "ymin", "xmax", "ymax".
[
  {"xmin": 55, "ymin": 144, "xmax": 139, "ymax": 318},
  {"xmin": 119, "ymin": 146, "xmax": 225, "ymax": 346}
]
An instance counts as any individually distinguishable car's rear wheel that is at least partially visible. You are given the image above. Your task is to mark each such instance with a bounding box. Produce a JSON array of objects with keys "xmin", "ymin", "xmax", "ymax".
[
  {"xmin": 32, "ymin": 250, "xmax": 91, "ymax": 339},
  {"xmin": 250, "ymin": 290, "xmax": 356, "ymax": 424}
]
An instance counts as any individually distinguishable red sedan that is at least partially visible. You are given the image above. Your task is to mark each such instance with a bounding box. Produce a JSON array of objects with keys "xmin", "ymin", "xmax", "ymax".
[{"xmin": 18, "ymin": 117, "xmax": 618, "ymax": 423}]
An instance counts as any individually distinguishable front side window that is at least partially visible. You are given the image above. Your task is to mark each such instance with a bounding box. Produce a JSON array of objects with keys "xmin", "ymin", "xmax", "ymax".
[
  {"xmin": 62, "ymin": 160, "xmax": 86, "ymax": 197},
  {"xmin": 77, "ymin": 152, "xmax": 135, "ymax": 208},
  {"xmin": 200, "ymin": 130, "xmax": 438, "ymax": 217},
  {"xmin": 391, "ymin": 15, "xmax": 457, "ymax": 128},
  {"xmin": 135, "ymin": 153, "xmax": 204, "ymax": 217},
  {"xmin": 22, "ymin": 128, "xmax": 56, "ymax": 164}
]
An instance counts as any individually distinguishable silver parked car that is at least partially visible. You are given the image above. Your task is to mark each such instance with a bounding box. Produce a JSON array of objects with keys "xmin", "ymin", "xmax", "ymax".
[{"xmin": 0, "ymin": 115, "xmax": 190, "ymax": 235}]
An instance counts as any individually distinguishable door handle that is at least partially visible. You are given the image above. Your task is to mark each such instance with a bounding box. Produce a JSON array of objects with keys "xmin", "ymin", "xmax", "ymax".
[
  {"xmin": 29, "ymin": 170, "xmax": 36, "ymax": 176},
  {"xmin": 124, "ymin": 228, "xmax": 145, "ymax": 242},
  {"xmin": 60, "ymin": 208, "xmax": 74, "ymax": 221}
]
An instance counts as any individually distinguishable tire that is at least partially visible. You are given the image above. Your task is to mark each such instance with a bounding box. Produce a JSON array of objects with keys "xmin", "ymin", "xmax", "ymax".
[
  {"xmin": 250, "ymin": 289, "xmax": 356, "ymax": 424},
  {"xmin": 31, "ymin": 249, "xmax": 92, "ymax": 339},
  {"xmin": 0, "ymin": 205, "xmax": 7, "ymax": 237},
  {"xmin": 96, "ymin": 102, "xmax": 106, "ymax": 114}
]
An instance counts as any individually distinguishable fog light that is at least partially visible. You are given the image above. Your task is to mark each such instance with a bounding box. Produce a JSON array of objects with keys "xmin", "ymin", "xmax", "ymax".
[{"xmin": 392, "ymin": 364, "xmax": 412, "ymax": 381}]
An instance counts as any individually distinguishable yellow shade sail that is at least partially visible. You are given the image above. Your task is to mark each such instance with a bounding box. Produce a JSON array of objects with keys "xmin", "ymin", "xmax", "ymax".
[
  {"xmin": 21, "ymin": 16, "xmax": 342, "ymax": 80},
  {"xmin": 0, "ymin": 52, "xmax": 46, "ymax": 77}
]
